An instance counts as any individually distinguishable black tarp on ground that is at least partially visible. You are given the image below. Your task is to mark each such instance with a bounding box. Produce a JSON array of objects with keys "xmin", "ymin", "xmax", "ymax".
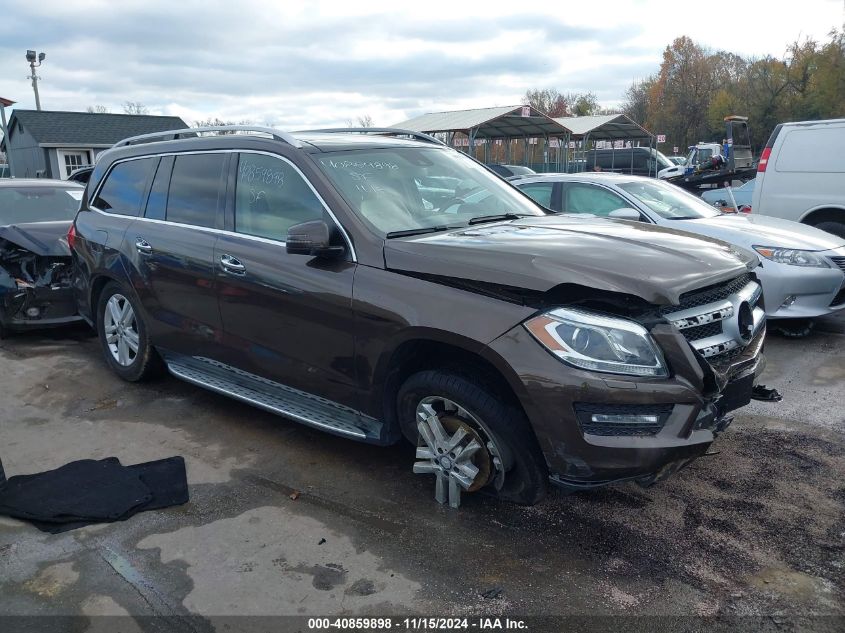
[{"xmin": 0, "ymin": 456, "xmax": 189, "ymax": 533}]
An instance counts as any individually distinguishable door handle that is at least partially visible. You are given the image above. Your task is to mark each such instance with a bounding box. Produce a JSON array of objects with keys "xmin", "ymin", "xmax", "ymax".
[
  {"xmin": 135, "ymin": 238, "xmax": 152, "ymax": 254},
  {"xmin": 220, "ymin": 254, "xmax": 246, "ymax": 274}
]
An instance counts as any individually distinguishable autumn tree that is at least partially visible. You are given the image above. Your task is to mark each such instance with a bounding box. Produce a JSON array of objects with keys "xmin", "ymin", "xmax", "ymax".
[{"xmin": 625, "ymin": 30, "xmax": 845, "ymax": 153}]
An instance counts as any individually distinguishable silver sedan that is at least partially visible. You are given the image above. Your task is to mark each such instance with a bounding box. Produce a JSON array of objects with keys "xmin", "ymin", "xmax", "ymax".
[{"xmin": 512, "ymin": 173, "xmax": 845, "ymax": 335}]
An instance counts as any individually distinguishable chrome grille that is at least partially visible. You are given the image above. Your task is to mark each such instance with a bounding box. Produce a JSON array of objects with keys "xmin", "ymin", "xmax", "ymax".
[
  {"xmin": 662, "ymin": 274, "xmax": 765, "ymax": 362},
  {"xmin": 684, "ymin": 321, "xmax": 724, "ymax": 341},
  {"xmin": 830, "ymin": 256, "xmax": 845, "ymax": 273}
]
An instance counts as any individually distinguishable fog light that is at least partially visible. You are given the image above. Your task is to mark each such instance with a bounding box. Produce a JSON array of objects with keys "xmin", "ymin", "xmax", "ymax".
[
  {"xmin": 779, "ymin": 295, "xmax": 796, "ymax": 309},
  {"xmin": 591, "ymin": 414, "xmax": 660, "ymax": 424},
  {"xmin": 25, "ymin": 306, "xmax": 41, "ymax": 318}
]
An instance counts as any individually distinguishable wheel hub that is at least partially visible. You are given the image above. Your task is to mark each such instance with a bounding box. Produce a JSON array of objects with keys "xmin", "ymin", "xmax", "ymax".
[{"xmin": 412, "ymin": 398, "xmax": 501, "ymax": 508}]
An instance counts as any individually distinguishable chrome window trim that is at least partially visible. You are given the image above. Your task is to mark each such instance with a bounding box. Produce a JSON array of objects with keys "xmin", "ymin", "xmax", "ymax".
[{"xmin": 88, "ymin": 148, "xmax": 357, "ymax": 261}]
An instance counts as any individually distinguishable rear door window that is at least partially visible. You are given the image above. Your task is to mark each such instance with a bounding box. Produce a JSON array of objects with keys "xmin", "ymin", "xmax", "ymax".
[
  {"xmin": 562, "ymin": 183, "xmax": 629, "ymax": 217},
  {"xmin": 93, "ymin": 158, "xmax": 157, "ymax": 216},
  {"xmin": 234, "ymin": 153, "xmax": 324, "ymax": 241},
  {"xmin": 166, "ymin": 153, "xmax": 226, "ymax": 228},
  {"xmin": 144, "ymin": 156, "xmax": 172, "ymax": 221}
]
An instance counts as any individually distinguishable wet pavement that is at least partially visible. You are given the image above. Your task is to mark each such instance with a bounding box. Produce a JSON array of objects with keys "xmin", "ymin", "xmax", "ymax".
[{"xmin": 1, "ymin": 315, "xmax": 843, "ymax": 630}]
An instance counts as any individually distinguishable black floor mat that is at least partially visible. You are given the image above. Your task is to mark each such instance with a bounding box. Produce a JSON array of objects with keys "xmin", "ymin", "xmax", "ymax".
[{"xmin": 0, "ymin": 456, "xmax": 189, "ymax": 533}]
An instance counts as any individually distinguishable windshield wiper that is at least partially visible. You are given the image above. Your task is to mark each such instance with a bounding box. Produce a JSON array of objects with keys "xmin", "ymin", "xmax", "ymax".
[
  {"xmin": 385, "ymin": 225, "xmax": 462, "ymax": 239},
  {"xmin": 664, "ymin": 216, "xmax": 700, "ymax": 220},
  {"xmin": 467, "ymin": 212, "xmax": 526, "ymax": 225}
]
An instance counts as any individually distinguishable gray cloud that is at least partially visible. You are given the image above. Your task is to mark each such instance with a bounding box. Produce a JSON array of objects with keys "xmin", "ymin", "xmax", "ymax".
[{"xmin": 0, "ymin": 2, "xmax": 652, "ymax": 127}]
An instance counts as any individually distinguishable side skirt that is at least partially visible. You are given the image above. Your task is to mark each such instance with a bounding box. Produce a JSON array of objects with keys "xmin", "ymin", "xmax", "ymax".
[{"xmin": 161, "ymin": 352, "xmax": 386, "ymax": 444}]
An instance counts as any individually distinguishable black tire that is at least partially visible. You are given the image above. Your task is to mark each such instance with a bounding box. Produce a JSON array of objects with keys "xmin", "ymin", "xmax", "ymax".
[
  {"xmin": 96, "ymin": 281, "xmax": 163, "ymax": 381},
  {"xmin": 814, "ymin": 221, "xmax": 845, "ymax": 240},
  {"xmin": 771, "ymin": 318, "xmax": 815, "ymax": 338},
  {"xmin": 397, "ymin": 370, "xmax": 548, "ymax": 505}
]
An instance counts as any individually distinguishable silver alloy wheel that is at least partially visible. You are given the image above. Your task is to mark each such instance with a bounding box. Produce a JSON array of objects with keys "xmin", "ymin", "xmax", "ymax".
[
  {"xmin": 413, "ymin": 397, "xmax": 504, "ymax": 509},
  {"xmin": 103, "ymin": 294, "xmax": 140, "ymax": 367}
]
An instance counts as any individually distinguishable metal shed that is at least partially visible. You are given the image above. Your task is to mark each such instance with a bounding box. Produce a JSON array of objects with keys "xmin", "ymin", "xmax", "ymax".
[{"xmin": 393, "ymin": 105, "xmax": 572, "ymax": 171}]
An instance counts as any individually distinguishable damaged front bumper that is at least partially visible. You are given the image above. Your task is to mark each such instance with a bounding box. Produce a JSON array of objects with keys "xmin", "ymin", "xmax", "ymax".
[
  {"xmin": 0, "ymin": 261, "xmax": 82, "ymax": 334},
  {"xmin": 487, "ymin": 322, "xmax": 767, "ymax": 492}
]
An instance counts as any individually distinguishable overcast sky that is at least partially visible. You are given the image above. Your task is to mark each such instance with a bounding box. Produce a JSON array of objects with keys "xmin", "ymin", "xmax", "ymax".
[{"xmin": 1, "ymin": 0, "xmax": 841, "ymax": 128}]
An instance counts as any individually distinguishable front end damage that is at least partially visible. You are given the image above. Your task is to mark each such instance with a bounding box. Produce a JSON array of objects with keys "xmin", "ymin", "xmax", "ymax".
[
  {"xmin": 0, "ymin": 236, "xmax": 80, "ymax": 335},
  {"xmin": 484, "ymin": 271, "xmax": 775, "ymax": 494}
]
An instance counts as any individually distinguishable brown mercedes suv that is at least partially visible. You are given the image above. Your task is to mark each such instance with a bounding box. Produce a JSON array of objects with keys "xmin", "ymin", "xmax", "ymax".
[{"xmin": 70, "ymin": 126, "xmax": 766, "ymax": 508}]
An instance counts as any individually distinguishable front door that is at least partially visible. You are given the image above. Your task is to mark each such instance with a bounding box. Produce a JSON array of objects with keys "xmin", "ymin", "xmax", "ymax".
[{"xmin": 214, "ymin": 151, "xmax": 357, "ymax": 407}]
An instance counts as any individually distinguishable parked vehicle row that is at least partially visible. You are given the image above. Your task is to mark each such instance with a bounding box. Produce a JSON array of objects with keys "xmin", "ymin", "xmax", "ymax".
[{"xmin": 6, "ymin": 123, "xmax": 838, "ymax": 510}]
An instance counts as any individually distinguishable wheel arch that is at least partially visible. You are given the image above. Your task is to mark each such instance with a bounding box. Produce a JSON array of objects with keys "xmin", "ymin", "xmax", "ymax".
[
  {"xmin": 373, "ymin": 331, "xmax": 532, "ymax": 443},
  {"xmin": 800, "ymin": 206, "xmax": 845, "ymax": 226}
]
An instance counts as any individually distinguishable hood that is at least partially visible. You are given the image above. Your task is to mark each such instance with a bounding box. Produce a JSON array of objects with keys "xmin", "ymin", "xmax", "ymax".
[
  {"xmin": 670, "ymin": 214, "xmax": 845, "ymax": 252},
  {"xmin": 384, "ymin": 215, "xmax": 757, "ymax": 306},
  {"xmin": 0, "ymin": 221, "xmax": 72, "ymax": 257}
]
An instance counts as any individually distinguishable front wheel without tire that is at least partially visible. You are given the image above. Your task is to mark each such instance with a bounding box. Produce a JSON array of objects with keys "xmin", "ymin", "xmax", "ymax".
[
  {"xmin": 397, "ymin": 370, "xmax": 547, "ymax": 507},
  {"xmin": 96, "ymin": 281, "xmax": 163, "ymax": 381}
]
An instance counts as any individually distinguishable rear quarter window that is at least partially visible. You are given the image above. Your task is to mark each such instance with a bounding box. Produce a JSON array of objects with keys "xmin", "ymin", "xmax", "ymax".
[
  {"xmin": 92, "ymin": 158, "xmax": 157, "ymax": 216},
  {"xmin": 775, "ymin": 126, "xmax": 845, "ymax": 173}
]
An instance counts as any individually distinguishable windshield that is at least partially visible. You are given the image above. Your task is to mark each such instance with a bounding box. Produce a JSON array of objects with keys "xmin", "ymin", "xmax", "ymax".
[
  {"xmin": 0, "ymin": 185, "xmax": 83, "ymax": 225},
  {"xmin": 315, "ymin": 147, "xmax": 546, "ymax": 236},
  {"xmin": 617, "ymin": 179, "xmax": 721, "ymax": 219}
]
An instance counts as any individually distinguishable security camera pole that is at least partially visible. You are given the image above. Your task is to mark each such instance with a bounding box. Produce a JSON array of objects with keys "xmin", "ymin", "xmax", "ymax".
[{"xmin": 25, "ymin": 50, "xmax": 46, "ymax": 111}]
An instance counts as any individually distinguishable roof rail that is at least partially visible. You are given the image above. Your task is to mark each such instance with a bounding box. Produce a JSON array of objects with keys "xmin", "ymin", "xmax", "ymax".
[
  {"xmin": 296, "ymin": 127, "xmax": 446, "ymax": 146},
  {"xmin": 112, "ymin": 125, "xmax": 303, "ymax": 149}
]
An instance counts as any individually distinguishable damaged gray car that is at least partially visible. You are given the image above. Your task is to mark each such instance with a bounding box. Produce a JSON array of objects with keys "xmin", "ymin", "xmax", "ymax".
[{"xmin": 0, "ymin": 180, "xmax": 84, "ymax": 338}]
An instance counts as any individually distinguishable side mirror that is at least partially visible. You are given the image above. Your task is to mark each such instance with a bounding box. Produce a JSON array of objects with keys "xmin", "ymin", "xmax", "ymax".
[
  {"xmin": 286, "ymin": 220, "xmax": 345, "ymax": 258},
  {"xmin": 609, "ymin": 208, "xmax": 641, "ymax": 221}
]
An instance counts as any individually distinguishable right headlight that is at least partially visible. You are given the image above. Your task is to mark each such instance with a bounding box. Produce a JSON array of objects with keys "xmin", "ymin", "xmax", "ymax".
[
  {"xmin": 753, "ymin": 246, "xmax": 830, "ymax": 268},
  {"xmin": 524, "ymin": 307, "xmax": 668, "ymax": 378}
]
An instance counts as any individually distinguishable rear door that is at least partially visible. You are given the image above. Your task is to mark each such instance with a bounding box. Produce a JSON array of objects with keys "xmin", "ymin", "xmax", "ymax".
[
  {"xmin": 213, "ymin": 151, "xmax": 357, "ymax": 405},
  {"xmin": 130, "ymin": 152, "xmax": 227, "ymax": 357},
  {"xmin": 80, "ymin": 157, "xmax": 157, "ymax": 322}
]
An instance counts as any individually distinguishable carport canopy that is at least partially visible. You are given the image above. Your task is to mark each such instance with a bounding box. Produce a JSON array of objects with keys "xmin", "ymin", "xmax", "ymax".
[
  {"xmin": 553, "ymin": 113, "xmax": 652, "ymax": 141},
  {"xmin": 393, "ymin": 105, "xmax": 572, "ymax": 140}
]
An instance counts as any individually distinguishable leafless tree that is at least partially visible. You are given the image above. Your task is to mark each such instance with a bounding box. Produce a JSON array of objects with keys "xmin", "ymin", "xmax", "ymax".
[
  {"xmin": 345, "ymin": 114, "xmax": 375, "ymax": 127},
  {"xmin": 122, "ymin": 101, "xmax": 150, "ymax": 115},
  {"xmin": 86, "ymin": 105, "xmax": 110, "ymax": 114}
]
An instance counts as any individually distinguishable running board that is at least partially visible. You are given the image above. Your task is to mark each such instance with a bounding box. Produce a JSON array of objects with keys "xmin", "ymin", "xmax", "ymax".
[{"xmin": 165, "ymin": 355, "xmax": 383, "ymax": 443}]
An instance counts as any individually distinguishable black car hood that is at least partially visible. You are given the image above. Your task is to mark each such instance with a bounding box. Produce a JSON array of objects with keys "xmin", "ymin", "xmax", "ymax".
[
  {"xmin": 0, "ymin": 221, "xmax": 72, "ymax": 257},
  {"xmin": 384, "ymin": 215, "xmax": 757, "ymax": 306}
]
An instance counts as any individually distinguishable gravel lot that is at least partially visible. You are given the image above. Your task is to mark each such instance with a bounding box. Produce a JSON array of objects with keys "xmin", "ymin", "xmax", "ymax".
[{"xmin": 1, "ymin": 316, "xmax": 843, "ymax": 630}]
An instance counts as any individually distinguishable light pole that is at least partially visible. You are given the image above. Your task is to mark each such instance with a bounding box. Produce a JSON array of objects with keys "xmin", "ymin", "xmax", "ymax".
[{"xmin": 25, "ymin": 50, "xmax": 45, "ymax": 111}]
